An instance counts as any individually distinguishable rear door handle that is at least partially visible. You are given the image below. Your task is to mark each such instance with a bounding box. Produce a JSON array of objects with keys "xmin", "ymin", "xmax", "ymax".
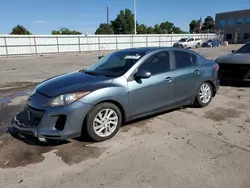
[
  {"xmin": 194, "ymin": 70, "xmax": 200, "ymax": 74},
  {"xmin": 165, "ymin": 77, "xmax": 173, "ymax": 82}
]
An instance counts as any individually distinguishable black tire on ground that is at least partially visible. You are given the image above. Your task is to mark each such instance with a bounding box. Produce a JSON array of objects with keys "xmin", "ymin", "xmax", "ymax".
[
  {"xmin": 194, "ymin": 82, "xmax": 213, "ymax": 108},
  {"xmin": 85, "ymin": 102, "xmax": 122, "ymax": 142},
  {"xmin": 196, "ymin": 43, "xmax": 200, "ymax": 48}
]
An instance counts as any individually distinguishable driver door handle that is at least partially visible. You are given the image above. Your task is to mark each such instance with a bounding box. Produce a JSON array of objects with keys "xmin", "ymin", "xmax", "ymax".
[
  {"xmin": 165, "ymin": 77, "xmax": 173, "ymax": 82},
  {"xmin": 194, "ymin": 70, "xmax": 200, "ymax": 74}
]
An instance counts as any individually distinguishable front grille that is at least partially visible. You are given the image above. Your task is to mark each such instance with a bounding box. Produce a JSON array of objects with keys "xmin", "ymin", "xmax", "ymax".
[
  {"xmin": 14, "ymin": 106, "xmax": 44, "ymax": 128},
  {"xmin": 219, "ymin": 63, "xmax": 250, "ymax": 80}
]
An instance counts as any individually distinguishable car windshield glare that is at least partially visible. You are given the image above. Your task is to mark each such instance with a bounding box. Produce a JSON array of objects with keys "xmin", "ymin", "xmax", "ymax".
[
  {"xmin": 235, "ymin": 44, "xmax": 250, "ymax": 53},
  {"xmin": 85, "ymin": 51, "xmax": 146, "ymax": 77}
]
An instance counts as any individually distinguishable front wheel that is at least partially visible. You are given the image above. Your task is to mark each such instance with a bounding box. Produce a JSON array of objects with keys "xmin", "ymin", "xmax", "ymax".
[
  {"xmin": 194, "ymin": 82, "xmax": 213, "ymax": 107},
  {"xmin": 85, "ymin": 102, "xmax": 122, "ymax": 142},
  {"xmin": 196, "ymin": 43, "xmax": 200, "ymax": 48}
]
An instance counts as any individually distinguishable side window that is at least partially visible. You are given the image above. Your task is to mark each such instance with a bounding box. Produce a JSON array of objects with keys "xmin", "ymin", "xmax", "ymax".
[
  {"xmin": 138, "ymin": 52, "xmax": 170, "ymax": 75},
  {"xmin": 187, "ymin": 38, "xmax": 194, "ymax": 42},
  {"xmin": 191, "ymin": 54, "xmax": 199, "ymax": 65},
  {"xmin": 173, "ymin": 51, "xmax": 193, "ymax": 69}
]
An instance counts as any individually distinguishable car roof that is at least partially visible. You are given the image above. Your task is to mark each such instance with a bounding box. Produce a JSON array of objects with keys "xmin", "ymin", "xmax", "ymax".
[
  {"xmin": 117, "ymin": 47, "xmax": 170, "ymax": 54},
  {"xmin": 118, "ymin": 46, "xmax": 202, "ymax": 56}
]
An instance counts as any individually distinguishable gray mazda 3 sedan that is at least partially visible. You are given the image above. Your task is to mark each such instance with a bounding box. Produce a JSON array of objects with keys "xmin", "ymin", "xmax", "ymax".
[{"xmin": 9, "ymin": 47, "xmax": 220, "ymax": 142}]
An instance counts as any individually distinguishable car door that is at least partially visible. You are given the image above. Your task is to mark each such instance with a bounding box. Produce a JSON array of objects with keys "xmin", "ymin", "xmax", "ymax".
[
  {"xmin": 187, "ymin": 38, "xmax": 195, "ymax": 47},
  {"xmin": 172, "ymin": 50, "xmax": 201, "ymax": 104},
  {"xmin": 127, "ymin": 51, "xmax": 176, "ymax": 117}
]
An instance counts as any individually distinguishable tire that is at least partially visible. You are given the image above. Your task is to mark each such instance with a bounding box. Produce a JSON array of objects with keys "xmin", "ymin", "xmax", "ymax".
[
  {"xmin": 194, "ymin": 82, "xmax": 213, "ymax": 107},
  {"xmin": 196, "ymin": 43, "xmax": 200, "ymax": 48},
  {"xmin": 85, "ymin": 102, "xmax": 122, "ymax": 142}
]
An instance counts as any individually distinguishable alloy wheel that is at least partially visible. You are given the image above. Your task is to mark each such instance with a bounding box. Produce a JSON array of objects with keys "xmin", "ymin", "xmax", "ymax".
[
  {"xmin": 199, "ymin": 83, "xmax": 212, "ymax": 104},
  {"xmin": 93, "ymin": 108, "xmax": 118, "ymax": 137}
]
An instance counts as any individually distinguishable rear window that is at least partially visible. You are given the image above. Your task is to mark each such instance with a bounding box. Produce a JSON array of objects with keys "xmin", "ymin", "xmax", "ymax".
[{"xmin": 173, "ymin": 51, "xmax": 193, "ymax": 69}]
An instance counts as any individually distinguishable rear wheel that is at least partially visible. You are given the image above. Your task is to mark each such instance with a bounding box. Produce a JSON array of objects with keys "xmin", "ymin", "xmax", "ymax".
[
  {"xmin": 194, "ymin": 82, "xmax": 213, "ymax": 107},
  {"xmin": 85, "ymin": 102, "xmax": 122, "ymax": 142}
]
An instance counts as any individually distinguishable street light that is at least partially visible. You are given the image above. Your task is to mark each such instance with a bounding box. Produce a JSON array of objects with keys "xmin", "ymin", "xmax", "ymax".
[{"xmin": 134, "ymin": 0, "xmax": 137, "ymax": 35}]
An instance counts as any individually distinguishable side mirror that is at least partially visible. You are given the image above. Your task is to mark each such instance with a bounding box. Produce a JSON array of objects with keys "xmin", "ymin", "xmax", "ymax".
[
  {"xmin": 231, "ymin": 50, "xmax": 235, "ymax": 53},
  {"xmin": 134, "ymin": 70, "xmax": 151, "ymax": 79},
  {"xmin": 98, "ymin": 55, "xmax": 104, "ymax": 59}
]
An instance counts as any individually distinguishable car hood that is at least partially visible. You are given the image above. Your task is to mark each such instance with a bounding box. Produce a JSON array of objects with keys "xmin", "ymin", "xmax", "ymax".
[
  {"xmin": 215, "ymin": 53, "xmax": 250, "ymax": 64},
  {"xmin": 36, "ymin": 71, "xmax": 113, "ymax": 97}
]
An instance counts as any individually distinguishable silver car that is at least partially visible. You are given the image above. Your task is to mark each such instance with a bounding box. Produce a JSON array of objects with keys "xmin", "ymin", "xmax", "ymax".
[{"xmin": 9, "ymin": 47, "xmax": 220, "ymax": 142}]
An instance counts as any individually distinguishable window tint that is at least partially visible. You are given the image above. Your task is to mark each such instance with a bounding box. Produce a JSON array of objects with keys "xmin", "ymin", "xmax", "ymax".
[
  {"xmin": 246, "ymin": 17, "xmax": 250, "ymax": 24},
  {"xmin": 220, "ymin": 20, "xmax": 225, "ymax": 27},
  {"xmin": 191, "ymin": 54, "xmax": 198, "ymax": 65},
  {"xmin": 139, "ymin": 52, "xmax": 170, "ymax": 75},
  {"xmin": 235, "ymin": 44, "xmax": 250, "ymax": 53},
  {"xmin": 174, "ymin": 51, "xmax": 192, "ymax": 69},
  {"xmin": 187, "ymin": 38, "xmax": 194, "ymax": 42},
  {"xmin": 236, "ymin": 18, "xmax": 243, "ymax": 24}
]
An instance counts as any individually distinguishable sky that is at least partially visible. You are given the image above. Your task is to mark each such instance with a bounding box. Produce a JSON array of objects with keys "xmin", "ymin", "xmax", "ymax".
[{"xmin": 0, "ymin": 0, "xmax": 249, "ymax": 34}]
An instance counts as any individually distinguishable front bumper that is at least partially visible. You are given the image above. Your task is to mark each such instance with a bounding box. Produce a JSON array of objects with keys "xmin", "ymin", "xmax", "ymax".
[{"xmin": 9, "ymin": 101, "xmax": 93, "ymax": 140}]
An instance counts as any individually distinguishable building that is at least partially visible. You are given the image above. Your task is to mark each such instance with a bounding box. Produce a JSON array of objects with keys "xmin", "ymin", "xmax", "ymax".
[{"xmin": 215, "ymin": 9, "xmax": 250, "ymax": 44}]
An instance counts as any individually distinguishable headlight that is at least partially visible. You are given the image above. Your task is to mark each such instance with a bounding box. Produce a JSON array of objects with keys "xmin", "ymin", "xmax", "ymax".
[{"xmin": 47, "ymin": 92, "xmax": 90, "ymax": 107}]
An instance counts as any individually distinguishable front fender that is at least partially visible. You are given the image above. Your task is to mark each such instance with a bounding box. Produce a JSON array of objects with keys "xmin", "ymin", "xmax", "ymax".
[{"xmin": 79, "ymin": 86, "xmax": 129, "ymax": 114}]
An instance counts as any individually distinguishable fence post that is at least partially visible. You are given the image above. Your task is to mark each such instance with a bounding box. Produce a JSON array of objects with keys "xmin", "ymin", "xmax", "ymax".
[
  {"xmin": 78, "ymin": 35, "xmax": 81, "ymax": 53},
  {"xmin": 132, "ymin": 35, "xmax": 134, "ymax": 48},
  {"xmin": 4, "ymin": 36, "xmax": 8, "ymax": 56},
  {"xmin": 116, "ymin": 36, "xmax": 118, "ymax": 50},
  {"xmin": 146, "ymin": 36, "xmax": 148, "ymax": 47},
  {"xmin": 98, "ymin": 36, "xmax": 101, "ymax": 52},
  {"xmin": 159, "ymin": 36, "xmax": 161, "ymax": 46},
  {"xmin": 170, "ymin": 36, "xmax": 172, "ymax": 46},
  {"xmin": 56, "ymin": 36, "xmax": 59, "ymax": 53},
  {"xmin": 33, "ymin": 36, "xmax": 37, "ymax": 55}
]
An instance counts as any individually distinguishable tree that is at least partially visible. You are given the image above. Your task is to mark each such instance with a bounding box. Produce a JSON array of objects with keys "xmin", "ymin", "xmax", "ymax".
[
  {"xmin": 51, "ymin": 28, "xmax": 81, "ymax": 35},
  {"xmin": 172, "ymin": 26, "xmax": 188, "ymax": 34},
  {"xmin": 95, "ymin": 23, "xmax": 114, "ymax": 34},
  {"xmin": 189, "ymin": 20, "xmax": 200, "ymax": 33},
  {"xmin": 202, "ymin": 16, "xmax": 215, "ymax": 31},
  {"xmin": 146, "ymin": 26, "xmax": 155, "ymax": 34},
  {"xmin": 111, "ymin": 9, "xmax": 135, "ymax": 34},
  {"xmin": 10, "ymin": 25, "xmax": 32, "ymax": 35},
  {"xmin": 136, "ymin": 24, "xmax": 148, "ymax": 34}
]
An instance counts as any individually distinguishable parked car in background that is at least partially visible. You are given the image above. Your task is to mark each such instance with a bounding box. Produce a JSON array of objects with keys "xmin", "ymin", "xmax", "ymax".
[
  {"xmin": 215, "ymin": 42, "xmax": 250, "ymax": 82},
  {"xmin": 173, "ymin": 37, "xmax": 202, "ymax": 49},
  {"xmin": 202, "ymin": 39, "xmax": 221, "ymax": 47},
  {"xmin": 9, "ymin": 47, "xmax": 220, "ymax": 142}
]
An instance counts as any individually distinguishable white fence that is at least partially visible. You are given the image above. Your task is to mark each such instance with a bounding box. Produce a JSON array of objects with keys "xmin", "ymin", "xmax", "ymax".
[{"xmin": 0, "ymin": 34, "xmax": 219, "ymax": 56}]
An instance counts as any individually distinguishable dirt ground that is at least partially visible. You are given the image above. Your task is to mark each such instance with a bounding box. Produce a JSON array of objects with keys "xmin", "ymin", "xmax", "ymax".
[{"xmin": 0, "ymin": 45, "xmax": 250, "ymax": 188}]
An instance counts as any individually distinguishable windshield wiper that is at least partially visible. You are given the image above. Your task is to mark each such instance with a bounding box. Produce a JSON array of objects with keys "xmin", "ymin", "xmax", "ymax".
[
  {"xmin": 84, "ymin": 70, "xmax": 116, "ymax": 77},
  {"xmin": 84, "ymin": 70, "xmax": 102, "ymax": 76}
]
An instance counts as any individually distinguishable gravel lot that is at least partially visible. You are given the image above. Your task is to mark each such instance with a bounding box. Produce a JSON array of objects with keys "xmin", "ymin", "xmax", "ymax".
[{"xmin": 0, "ymin": 45, "xmax": 250, "ymax": 188}]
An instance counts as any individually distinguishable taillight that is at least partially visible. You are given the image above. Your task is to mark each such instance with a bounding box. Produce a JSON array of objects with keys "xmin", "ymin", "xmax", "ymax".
[{"xmin": 214, "ymin": 64, "xmax": 219, "ymax": 71}]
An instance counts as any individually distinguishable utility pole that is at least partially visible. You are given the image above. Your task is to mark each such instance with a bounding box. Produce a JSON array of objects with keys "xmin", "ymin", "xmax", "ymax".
[
  {"xmin": 133, "ymin": 0, "xmax": 137, "ymax": 35},
  {"xmin": 107, "ymin": 6, "xmax": 109, "ymax": 24}
]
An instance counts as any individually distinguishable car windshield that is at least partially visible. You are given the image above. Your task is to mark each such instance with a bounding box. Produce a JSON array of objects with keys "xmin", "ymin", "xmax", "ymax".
[
  {"xmin": 235, "ymin": 44, "xmax": 250, "ymax": 53},
  {"xmin": 207, "ymin": 40, "xmax": 213, "ymax": 42},
  {"xmin": 84, "ymin": 51, "xmax": 146, "ymax": 77},
  {"xmin": 179, "ymin": 38, "xmax": 187, "ymax": 42}
]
